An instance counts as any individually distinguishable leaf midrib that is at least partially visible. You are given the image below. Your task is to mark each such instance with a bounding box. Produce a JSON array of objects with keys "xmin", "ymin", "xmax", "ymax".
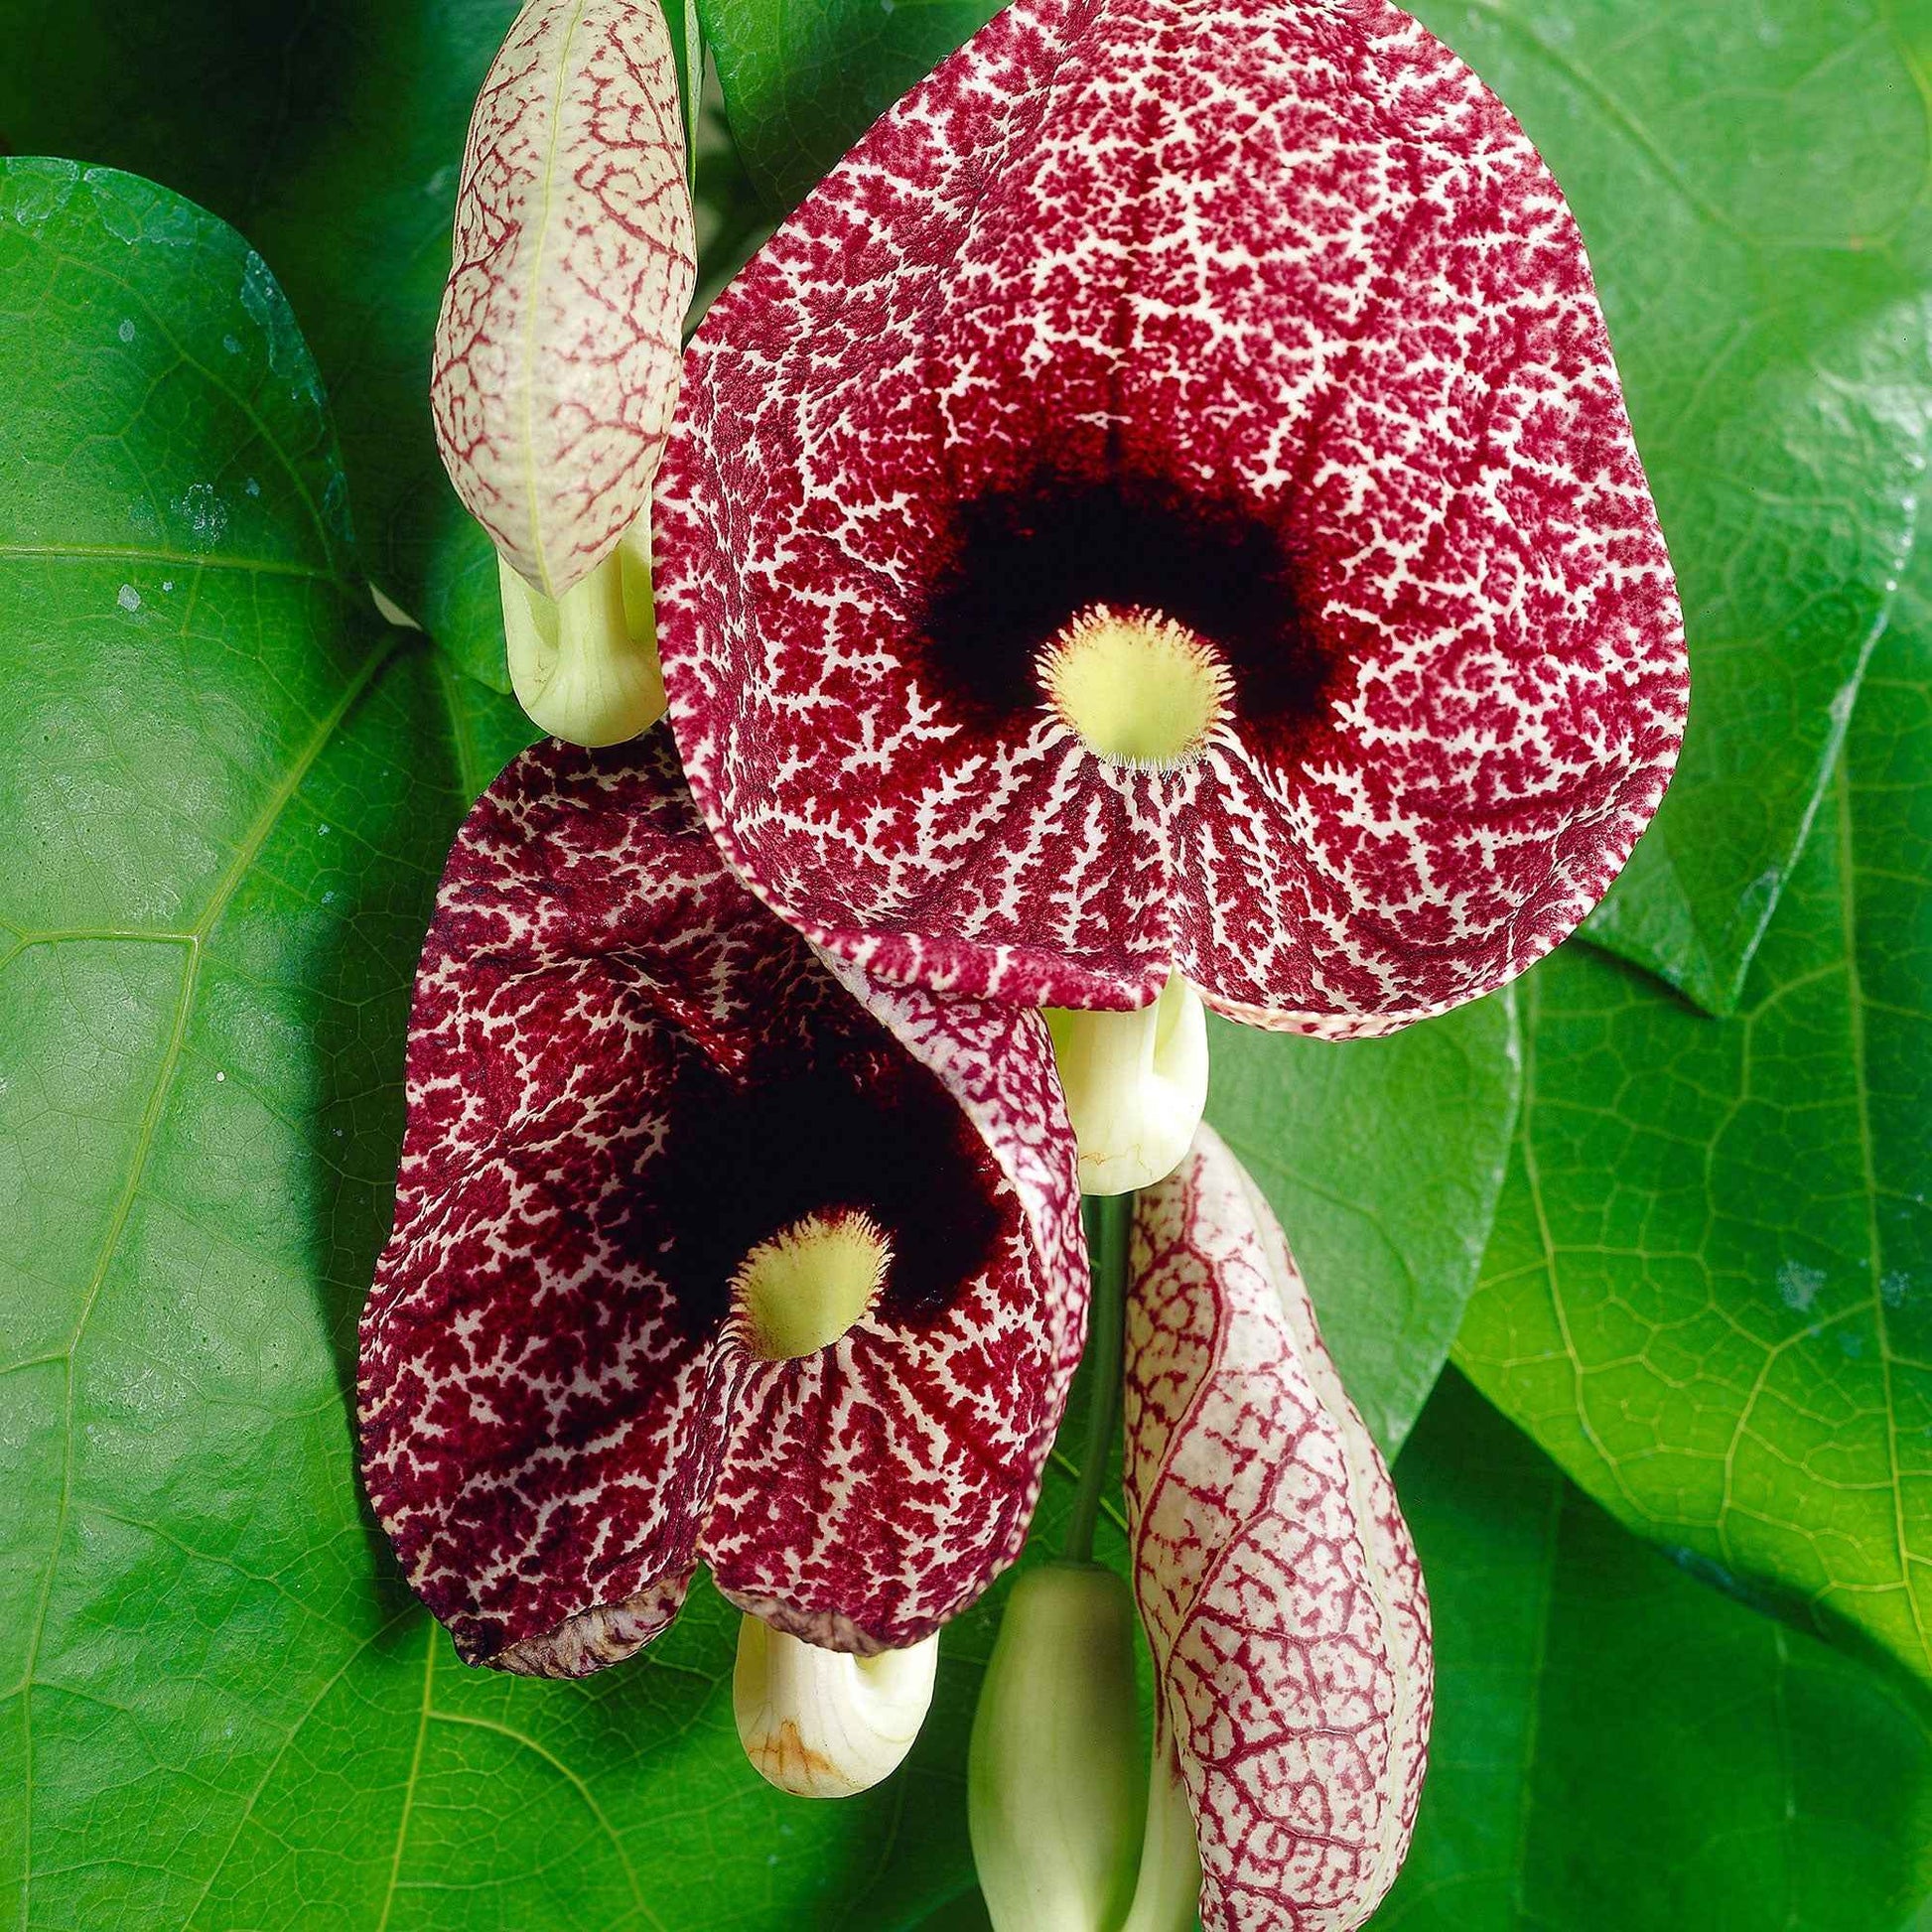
[
  {"xmin": 10, "ymin": 620, "xmax": 404, "ymax": 1930},
  {"xmin": 0, "ymin": 542, "xmax": 336, "ymax": 580},
  {"xmin": 1833, "ymin": 751, "xmax": 1932, "ymax": 1671}
]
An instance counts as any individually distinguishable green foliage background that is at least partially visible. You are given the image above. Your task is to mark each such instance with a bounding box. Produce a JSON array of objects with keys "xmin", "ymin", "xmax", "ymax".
[{"xmin": 1, "ymin": 0, "xmax": 1929, "ymax": 1926}]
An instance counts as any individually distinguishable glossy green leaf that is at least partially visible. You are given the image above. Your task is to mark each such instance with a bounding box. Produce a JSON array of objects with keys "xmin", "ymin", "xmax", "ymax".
[
  {"xmin": 1, "ymin": 0, "xmax": 772, "ymax": 692},
  {"xmin": 1452, "ymin": 527, "xmax": 1932, "ymax": 1689},
  {"xmin": 0, "ymin": 156, "xmax": 1151, "ymax": 1931},
  {"xmin": 1411, "ymin": 0, "xmax": 1932, "ymax": 1013},
  {"xmin": 695, "ymin": 0, "xmax": 1003, "ymax": 210},
  {"xmin": 0, "ymin": 156, "xmax": 954, "ymax": 1931},
  {"xmin": 1377, "ymin": 1371, "xmax": 1932, "ymax": 1932},
  {"xmin": 1204, "ymin": 993, "xmax": 1521, "ymax": 1458},
  {"xmin": 906, "ymin": 1895, "xmax": 995, "ymax": 1932},
  {"xmin": 0, "ymin": 0, "xmax": 528, "ymax": 688}
]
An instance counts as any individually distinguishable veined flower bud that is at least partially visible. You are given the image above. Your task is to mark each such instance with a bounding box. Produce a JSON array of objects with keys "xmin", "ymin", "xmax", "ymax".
[
  {"xmin": 1119, "ymin": 1741, "xmax": 1202, "ymax": 1932},
  {"xmin": 734, "ymin": 1617, "xmax": 938, "ymax": 1798},
  {"xmin": 1046, "ymin": 972, "xmax": 1207, "ymax": 1195},
  {"xmin": 434, "ymin": 0, "xmax": 695, "ymax": 746},
  {"xmin": 968, "ymin": 1562, "xmax": 1146, "ymax": 1932}
]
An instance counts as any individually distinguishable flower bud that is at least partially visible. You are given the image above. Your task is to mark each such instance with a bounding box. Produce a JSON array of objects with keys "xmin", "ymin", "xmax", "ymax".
[
  {"xmin": 968, "ymin": 1562, "xmax": 1146, "ymax": 1932},
  {"xmin": 733, "ymin": 1617, "xmax": 937, "ymax": 1798},
  {"xmin": 1119, "ymin": 1742, "xmax": 1202, "ymax": 1932},
  {"xmin": 1046, "ymin": 972, "xmax": 1207, "ymax": 1195},
  {"xmin": 432, "ymin": 0, "xmax": 694, "ymax": 747},
  {"xmin": 500, "ymin": 521, "xmax": 665, "ymax": 748}
]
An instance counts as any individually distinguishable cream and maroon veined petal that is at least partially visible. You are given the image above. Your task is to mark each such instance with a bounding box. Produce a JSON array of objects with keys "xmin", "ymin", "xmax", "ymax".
[
  {"xmin": 654, "ymin": 0, "xmax": 1685, "ymax": 1034},
  {"xmin": 705, "ymin": 963, "xmax": 1087, "ymax": 1651},
  {"xmin": 432, "ymin": 0, "xmax": 694, "ymax": 600},
  {"xmin": 1124, "ymin": 1126, "xmax": 1431, "ymax": 1931},
  {"xmin": 359, "ymin": 728, "xmax": 1086, "ymax": 1674}
]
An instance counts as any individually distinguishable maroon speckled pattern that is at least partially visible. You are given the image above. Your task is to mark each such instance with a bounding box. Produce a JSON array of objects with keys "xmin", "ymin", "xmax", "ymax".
[
  {"xmin": 1127, "ymin": 1127, "xmax": 1432, "ymax": 1930},
  {"xmin": 653, "ymin": 0, "xmax": 1686, "ymax": 1034},
  {"xmin": 433, "ymin": 0, "xmax": 695, "ymax": 598},
  {"xmin": 358, "ymin": 729, "xmax": 1087, "ymax": 1674}
]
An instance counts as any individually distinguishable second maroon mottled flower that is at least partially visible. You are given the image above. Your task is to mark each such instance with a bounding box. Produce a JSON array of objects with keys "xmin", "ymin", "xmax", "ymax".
[{"xmin": 359, "ymin": 729, "xmax": 1087, "ymax": 1675}]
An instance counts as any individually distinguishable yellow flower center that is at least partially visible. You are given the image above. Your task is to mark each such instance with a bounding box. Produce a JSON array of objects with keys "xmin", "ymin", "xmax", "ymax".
[
  {"xmin": 731, "ymin": 1209, "xmax": 892, "ymax": 1361},
  {"xmin": 1036, "ymin": 604, "xmax": 1232, "ymax": 769}
]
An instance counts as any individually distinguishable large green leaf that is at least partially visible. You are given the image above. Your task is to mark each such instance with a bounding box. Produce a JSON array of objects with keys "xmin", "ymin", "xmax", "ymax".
[
  {"xmin": 0, "ymin": 157, "xmax": 941, "ymax": 1931},
  {"xmin": 1452, "ymin": 527, "xmax": 1932, "ymax": 1690},
  {"xmin": 1410, "ymin": 0, "xmax": 1932, "ymax": 1013},
  {"xmin": 0, "ymin": 0, "xmax": 527, "ymax": 688},
  {"xmin": 695, "ymin": 0, "xmax": 1004, "ymax": 210},
  {"xmin": 1204, "ymin": 993, "xmax": 1521, "ymax": 1459},
  {"xmin": 1376, "ymin": 1371, "xmax": 1932, "ymax": 1932},
  {"xmin": 0, "ymin": 156, "xmax": 1150, "ymax": 1931}
]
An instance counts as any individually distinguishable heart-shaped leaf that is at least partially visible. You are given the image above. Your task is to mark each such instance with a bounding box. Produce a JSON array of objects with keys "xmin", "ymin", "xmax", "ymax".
[
  {"xmin": 0, "ymin": 156, "xmax": 922, "ymax": 1929},
  {"xmin": 0, "ymin": 158, "xmax": 1136, "ymax": 1928},
  {"xmin": 1379, "ymin": 1371, "xmax": 1932, "ymax": 1931},
  {"xmin": 0, "ymin": 0, "xmax": 539, "ymax": 686},
  {"xmin": 695, "ymin": 0, "xmax": 1003, "ymax": 210},
  {"xmin": 0, "ymin": 0, "xmax": 713, "ymax": 696},
  {"xmin": 1453, "ymin": 525, "xmax": 1932, "ymax": 1690}
]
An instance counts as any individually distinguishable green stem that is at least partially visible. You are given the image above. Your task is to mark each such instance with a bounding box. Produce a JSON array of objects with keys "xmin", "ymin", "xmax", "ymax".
[{"xmin": 1063, "ymin": 1189, "xmax": 1133, "ymax": 1566}]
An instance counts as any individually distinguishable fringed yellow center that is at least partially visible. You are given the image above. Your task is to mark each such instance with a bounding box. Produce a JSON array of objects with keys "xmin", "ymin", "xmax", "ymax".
[
  {"xmin": 731, "ymin": 1208, "xmax": 892, "ymax": 1361},
  {"xmin": 1036, "ymin": 604, "xmax": 1232, "ymax": 769}
]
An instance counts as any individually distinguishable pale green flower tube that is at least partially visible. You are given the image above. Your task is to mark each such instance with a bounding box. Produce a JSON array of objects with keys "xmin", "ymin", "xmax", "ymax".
[
  {"xmin": 969, "ymin": 1562, "xmax": 1147, "ymax": 1931},
  {"xmin": 1047, "ymin": 972, "xmax": 1208, "ymax": 1196},
  {"xmin": 734, "ymin": 1617, "xmax": 938, "ymax": 1799}
]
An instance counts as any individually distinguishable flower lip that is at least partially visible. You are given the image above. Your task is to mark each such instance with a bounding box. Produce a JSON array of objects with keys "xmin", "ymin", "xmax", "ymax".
[{"xmin": 357, "ymin": 727, "xmax": 1087, "ymax": 1674}]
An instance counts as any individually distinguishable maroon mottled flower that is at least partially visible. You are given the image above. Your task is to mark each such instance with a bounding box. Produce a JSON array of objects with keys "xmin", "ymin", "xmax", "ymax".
[
  {"xmin": 358, "ymin": 729, "xmax": 1086, "ymax": 1676},
  {"xmin": 1125, "ymin": 1126, "xmax": 1432, "ymax": 1930},
  {"xmin": 654, "ymin": 0, "xmax": 1686, "ymax": 1036}
]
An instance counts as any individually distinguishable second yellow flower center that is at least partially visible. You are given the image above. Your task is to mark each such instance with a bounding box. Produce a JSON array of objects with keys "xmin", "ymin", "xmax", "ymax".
[{"xmin": 732, "ymin": 1208, "xmax": 892, "ymax": 1361}]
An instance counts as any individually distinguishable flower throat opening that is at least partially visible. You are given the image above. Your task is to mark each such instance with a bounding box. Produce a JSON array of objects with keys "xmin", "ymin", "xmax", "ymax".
[
  {"xmin": 647, "ymin": 1026, "xmax": 1005, "ymax": 1344},
  {"xmin": 912, "ymin": 479, "xmax": 1344, "ymax": 767}
]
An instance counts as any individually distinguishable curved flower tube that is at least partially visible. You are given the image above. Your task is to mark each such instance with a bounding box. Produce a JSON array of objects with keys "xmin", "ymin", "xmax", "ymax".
[
  {"xmin": 654, "ymin": 0, "xmax": 1686, "ymax": 1040},
  {"xmin": 1124, "ymin": 1126, "xmax": 1432, "ymax": 1931},
  {"xmin": 433, "ymin": 0, "xmax": 696, "ymax": 744},
  {"xmin": 357, "ymin": 728, "xmax": 1086, "ymax": 1675},
  {"xmin": 1046, "ymin": 971, "xmax": 1208, "ymax": 1195},
  {"xmin": 736, "ymin": 1621, "xmax": 940, "ymax": 1797}
]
